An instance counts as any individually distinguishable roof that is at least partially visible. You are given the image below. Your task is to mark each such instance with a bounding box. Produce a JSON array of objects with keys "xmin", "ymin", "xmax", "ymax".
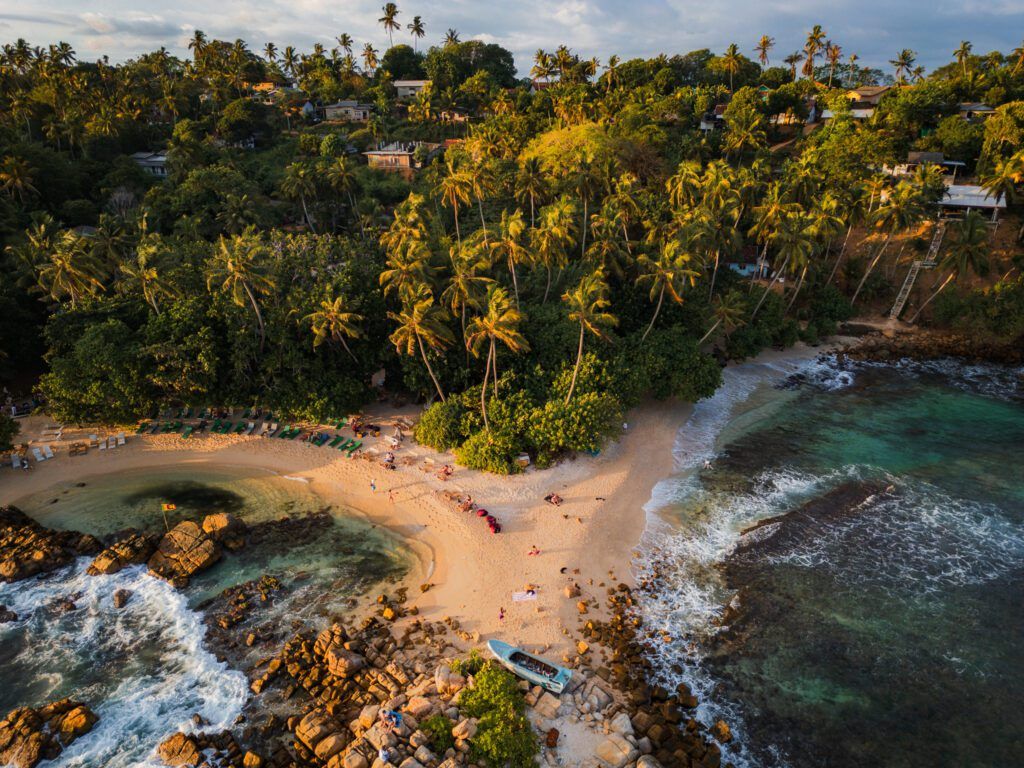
[
  {"xmin": 130, "ymin": 151, "xmax": 167, "ymax": 162},
  {"xmin": 364, "ymin": 141, "xmax": 440, "ymax": 156},
  {"xmin": 851, "ymin": 85, "xmax": 891, "ymax": 98},
  {"xmin": 323, "ymin": 101, "xmax": 373, "ymax": 110},
  {"xmin": 959, "ymin": 102, "xmax": 994, "ymax": 112},
  {"xmin": 393, "ymin": 79, "xmax": 430, "ymax": 87},
  {"xmin": 907, "ymin": 151, "xmax": 944, "ymax": 165},
  {"xmin": 940, "ymin": 185, "xmax": 1006, "ymax": 209}
]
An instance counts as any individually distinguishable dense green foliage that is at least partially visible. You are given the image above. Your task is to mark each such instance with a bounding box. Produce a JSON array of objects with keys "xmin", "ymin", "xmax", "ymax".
[
  {"xmin": 2, "ymin": 21, "xmax": 1023, "ymax": 469},
  {"xmin": 419, "ymin": 714, "xmax": 455, "ymax": 754},
  {"xmin": 459, "ymin": 662, "xmax": 538, "ymax": 768},
  {"xmin": 0, "ymin": 413, "xmax": 18, "ymax": 452}
]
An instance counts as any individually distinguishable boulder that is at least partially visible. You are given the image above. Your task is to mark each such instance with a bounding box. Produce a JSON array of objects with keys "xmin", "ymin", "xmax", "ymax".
[
  {"xmin": 398, "ymin": 759, "xmax": 424, "ymax": 768},
  {"xmin": 533, "ymin": 692, "xmax": 561, "ymax": 720},
  {"xmin": 404, "ymin": 696, "xmax": 433, "ymax": 719},
  {"xmin": 147, "ymin": 521, "xmax": 220, "ymax": 587},
  {"xmin": 296, "ymin": 709, "xmax": 337, "ymax": 751},
  {"xmin": 0, "ymin": 506, "xmax": 101, "ymax": 583},
  {"xmin": 242, "ymin": 752, "xmax": 263, "ymax": 768},
  {"xmin": 87, "ymin": 532, "xmax": 158, "ymax": 576},
  {"xmin": 201, "ymin": 513, "xmax": 247, "ymax": 550},
  {"xmin": 711, "ymin": 719, "xmax": 732, "ymax": 744},
  {"xmin": 0, "ymin": 605, "xmax": 16, "ymax": 623},
  {"xmin": 325, "ymin": 646, "xmax": 366, "ymax": 679},
  {"xmin": 451, "ymin": 718, "xmax": 476, "ymax": 741},
  {"xmin": 0, "ymin": 698, "xmax": 98, "ymax": 768},
  {"xmin": 413, "ymin": 745, "xmax": 436, "ymax": 765},
  {"xmin": 594, "ymin": 733, "xmax": 639, "ymax": 768},
  {"xmin": 609, "ymin": 712, "xmax": 633, "ymax": 737},
  {"xmin": 358, "ymin": 704, "xmax": 380, "ymax": 730},
  {"xmin": 112, "ymin": 589, "xmax": 131, "ymax": 609},
  {"xmin": 637, "ymin": 756, "xmax": 664, "ymax": 768},
  {"xmin": 157, "ymin": 732, "xmax": 201, "ymax": 767},
  {"xmin": 315, "ymin": 732, "xmax": 348, "ymax": 761}
]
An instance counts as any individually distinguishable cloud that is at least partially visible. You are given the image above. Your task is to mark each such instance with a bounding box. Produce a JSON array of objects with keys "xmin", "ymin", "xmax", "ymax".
[{"xmin": 2, "ymin": 0, "xmax": 1023, "ymax": 73}]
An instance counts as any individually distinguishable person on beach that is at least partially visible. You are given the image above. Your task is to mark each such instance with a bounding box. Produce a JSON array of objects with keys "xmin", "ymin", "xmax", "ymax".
[
  {"xmin": 527, "ymin": 545, "xmax": 541, "ymax": 556},
  {"xmin": 370, "ymin": 478, "xmax": 377, "ymax": 492},
  {"xmin": 499, "ymin": 607, "xmax": 505, "ymax": 621},
  {"xmin": 388, "ymin": 489, "xmax": 396, "ymax": 503}
]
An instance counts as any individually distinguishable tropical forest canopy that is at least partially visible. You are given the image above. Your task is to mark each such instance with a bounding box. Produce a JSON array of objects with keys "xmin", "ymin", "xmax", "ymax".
[{"xmin": 2, "ymin": 14, "xmax": 1024, "ymax": 471}]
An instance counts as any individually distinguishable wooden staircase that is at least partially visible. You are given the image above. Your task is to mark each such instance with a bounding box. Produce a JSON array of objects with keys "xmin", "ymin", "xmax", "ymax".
[{"xmin": 889, "ymin": 222, "xmax": 945, "ymax": 320}]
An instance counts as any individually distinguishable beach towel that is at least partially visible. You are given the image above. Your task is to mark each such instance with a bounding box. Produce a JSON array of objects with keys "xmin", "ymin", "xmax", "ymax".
[{"xmin": 512, "ymin": 591, "xmax": 538, "ymax": 602}]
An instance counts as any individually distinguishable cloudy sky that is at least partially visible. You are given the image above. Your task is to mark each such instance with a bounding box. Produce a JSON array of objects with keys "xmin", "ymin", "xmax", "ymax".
[{"xmin": 1, "ymin": 0, "xmax": 1021, "ymax": 75}]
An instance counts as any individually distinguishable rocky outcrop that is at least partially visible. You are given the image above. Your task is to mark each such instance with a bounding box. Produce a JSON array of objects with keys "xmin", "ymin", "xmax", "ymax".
[
  {"xmin": 147, "ymin": 521, "xmax": 221, "ymax": 587},
  {"xmin": 841, "ymin": 327, "xmax": 1024, "ymax": 366},
  {"xmin": 0, "ymin": 506, "xmax": 101, "ymax": 583},
  {"xmin": 201, "ymin": 513, "xmax": 247, "ymax": 551},
  {"xmin": 0, "ymin": 698, "xmax": 98, "ymax": 768},
  {"xmin": 87, "ymin": 532, "xmax": 159, "ymax": 576}
]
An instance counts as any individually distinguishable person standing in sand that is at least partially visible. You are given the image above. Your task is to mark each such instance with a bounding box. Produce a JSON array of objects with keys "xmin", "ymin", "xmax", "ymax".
[
  {"xmin": 499, "ymin": 607, "xmax": 505, "ymax": 622},
  {"xmin": 370, "ymin": 478, "xmax": 377, "ymax": 492}
]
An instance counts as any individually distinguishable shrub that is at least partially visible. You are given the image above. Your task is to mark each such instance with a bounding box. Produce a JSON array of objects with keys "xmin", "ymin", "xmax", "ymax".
[
  {"xmin": 460, "ymin": 662, "xmax": 538, "ymax": 768},
  {"xmin": 451, "ymin": 649, "xmax": 485, "ymax": 677},
  {"xmin": 525, "ymin": 392, "xmax": 622, "ymax": 467},
  {"xmin": 0, "ymin": 413, "xmax": 19, "ymax": 452},
  {"xmin": 420, "ymin": 714, "xmax": 455, "ymax": 754},
  {"xmin": 415, "ymin": 399, "xmax": 468, "ymax": 451},
  {"xmin": 454, "ymin": 429, "xmax": 522, "ymax": 474}
]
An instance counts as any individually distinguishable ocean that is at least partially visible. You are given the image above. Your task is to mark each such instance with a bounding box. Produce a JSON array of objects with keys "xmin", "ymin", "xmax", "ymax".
[{"xmin": 639, "ymin": 353, "xmax": 1024, "ymax": 768}]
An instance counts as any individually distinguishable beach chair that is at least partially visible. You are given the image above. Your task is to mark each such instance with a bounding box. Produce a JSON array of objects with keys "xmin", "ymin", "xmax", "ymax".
[
  {"xmin": 98, "ymin": 440, "xmax": 107, "ymax": 451},
  {"xmin": 220, "ymin": 421, "xmax": 233, "ymax": 433},
  {"xmin": 116, "ymin": 433, "xmax": 126, "ymax": 446},
  {"xmin": 210, "ymin": 419, "xmax": 222, "ymax": 433},
  {"xmin": 265, "ymin": 422, "xmax": 279, "ymax": 437},
  {"xmin": 32, "ymin": 447, "xmax": 45, "ymax": 462},
  {"xmin": 108, "ymin": 436, "xmax": 118, "ymax": 449},
  {"xmin": 233, "ymin": 422, "xmax": 246, "ymax": 434},
  {"xmin": 150, "ymin": 422, "xmax": 161, "ymax": 434},
  {"xmin": 336, "ymin": 438, "xmax": 353, "ymax": 452},
  {"xmin": 315, "ymin": 434, "xmax": 329, "ymax": 446},
  {"xmin": 328, "ymin": 435, "xmax": 344, "ymax": 448},
  {"xmin": 135, "ymin": 423, "xmax": 148, "ymax": 434},
  {"xmin": 11, "ymin": 455, "xmax": 19, "ymax": 469},
  {"xmin": 90, "ymin": 434, "xmax": 99, "ymax": 446},
  {"xmin": 276, "ymin": 425, "xmax": 292, "ymax": 439},
  {"xmin": 257, "ymin": 422, "xmax": 269, "ymax": 437},
  {"xmin": 287, "ymin": 428, "xmax": 301, "ymax": 440},
  {"xmin": 345, "ymin": 440, "xmax": 363, "ymax": 456},
  {"xmin": 182, "ymin": 426, "xmax": 194, "ymax": 439},
  {"xmin": 43, "ymin": 445, "xmax": 55, "ymax": 460},
  {"xmin": 245, "ymin": 422, "xmax": 256, "ymax": 435}
]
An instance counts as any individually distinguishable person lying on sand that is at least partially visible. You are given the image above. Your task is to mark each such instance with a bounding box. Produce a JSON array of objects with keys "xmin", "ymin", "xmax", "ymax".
[
  {"xmin": 527, "ymin": 545, "xmax": 541, "ymax": 556},
  {"xmin": 544, "ymin": 493, "xmax": 563, "ymax": 506}
]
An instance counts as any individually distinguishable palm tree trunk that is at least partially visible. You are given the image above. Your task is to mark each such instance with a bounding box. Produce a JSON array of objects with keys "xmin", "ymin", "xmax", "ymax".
[
  {"xmin": 480, "ymin": 342, "xmax": 491, "ymax": 431},
  {"xmin": 508, "ymin": 257, "xmax": 520, "ymax": 308},
  {"xmin": 581, "ymin": 197, "xmax": 588, "ymax": 258},
  {"xmin": 529, "ymin": 195, "xmax": 535, "ymax": 228},
  {"xmin": 242, "ymin": 281, "xmax": 266, "ymax": 353},
  {"xmin": 908, "ymin": 273, "xmax": 955, "ymax": 323},
  {"xmin": 543, "ymin": 265, "xmax": 552, "ymax": 303},
  {"xmin": 828, "ymin": 224, "xmax": 855, "ymax": 284},
  {"xmin": 564, "ymin": 323, "xmax": 585, "ymax": 405},
  {"xmin": 641, "ymin": 285, "xmax": 665, "ymax": 342},
  {"xmin": 300, "ymin": 195, "xmax": 316, "ymax": 233},
  {"xmin": 752, "ymin": 254, "xmax": 790, "ymax": 319},
  {"xmin": 708, "ymin": 251, "xmax": 720, "ymax": 300},
  {"xmin": 851, "ymin": 234, "xmax": 891, "ymax": 306},
  {"xmin": 751, "ymin": 240, "xmax": 769, "ymax": 289},
  {"xmin": 490, "ymin": 338, "xmax": 498, "ymax": 398},
  {"xmin": 338, "ymin": 335, "xmax": 358, "ymax": 362},
  {"xmin": 347, "ymin": 191, "xmax": 365, "ymax": 238},
  {"xmin": 453, "ymin": 202, "xmax": 461, "ymax": 248},
  {"xmin": 786, "ymin": 264, "xmax": 808, "ymax": 313},
  {"xmin": 417, "ymin": 333, "xmax": 446, "ymax": 402},
  {"xmin": 477, "ymin": 196, "xmax": 488, "ymax": 243},
  {"xmin": 621, "ymin": 221, "xmax": 633, "ymax": 255},
  {"xmin": 698, "ymin": 318, "xmax": 722, "ymax": 345}
]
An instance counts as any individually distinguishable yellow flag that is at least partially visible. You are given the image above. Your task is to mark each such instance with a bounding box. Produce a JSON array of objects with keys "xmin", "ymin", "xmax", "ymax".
[{"xmin": 161, "ymin": 503, "xmax": 177, "ymax": 512}]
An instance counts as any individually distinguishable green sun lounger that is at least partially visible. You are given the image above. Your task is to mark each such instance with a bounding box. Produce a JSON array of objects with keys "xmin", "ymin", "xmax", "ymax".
[
  {"xmin": 182, "ymin": 426, "xmax": 193, "ymax": 439},
  {"xmin": 220, "ymin": 421, "xmax": 233, "ymax": 433},
  {"xmin": 287, "ymin": 428, "xmax": 301, "ymax": 440},
  {"xmin": 233, "ymin": 422, "xmax": 246, "ymax": 434},
  {"xmin": 150, "ymin": 422, "xmax": 161, "ymax": 434},
  {"xmin": 336, "ymin": 438, "xmax": 353, "ymax": 451},
  {"xmin": 277, "ymin": 425, "xmax": 293, "ymax": 438},
  {"xmin": 328, "ymin": 435, "xmax": 344, "ymax": 448},
  {"xmin": 136, "ymin": 422, "xmax": 149, "ymax": 434},
  {"xmin": 345, "ymin": 440, "xmax": 362, "ymax": 455}
]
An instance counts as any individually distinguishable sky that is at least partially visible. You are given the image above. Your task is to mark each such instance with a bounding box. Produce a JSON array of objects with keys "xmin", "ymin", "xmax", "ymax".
[{"xmin": 1, "ymin": 0, "xmax": 1022, "ymax": 76}]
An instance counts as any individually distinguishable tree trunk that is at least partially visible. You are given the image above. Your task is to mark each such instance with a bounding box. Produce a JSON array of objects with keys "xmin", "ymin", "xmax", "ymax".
[
  {"xmin": 580, "ymin": 197, "xmax": 588, "ymax": 258},
  {"xmin": 908, "ymin": 272, "xmax": 955, "ymax": 323},
  {"xmin": 452, "ymin": 202, "xmax": 461, "ymax": 248},
  {"xmin": 751, "ymin": 240, "xmax": 769, "ymax": 290},
  {"xmin": 543, "ymin": 265, "xmax": 552, "ymax": 303},
  {"xmin": 477, "ymin": 196, "xmax": 488, "ymax": 243},
  {"xmin": 828, "ymin": 224, "xmax": 854, "ymax": 285},
  {"xmin": 509, "ymin": 257, "xmax": 520, "ymax": 308},
  {"xmin": 751, "ymin": 254, "xmax": 790, "ymax": 319},
  {"xmin": 347, "ymin": 191, "xmax": 365, "ymax": 238},
  {"xmin": 641, "ymin": 284, "xmax": 665, "ymax": 342},
  {"xmin": 851, "ymin": 234, "xmax": 891, "ymax": 306},
  {"xmin": 529, "ymin": 195, "xmax": 535, "ymax": 228},
  {"xmin": 480, "ymin": 342, "xmax": 492, "ymax": 432},
  {"xmin": 491, "ymin": 338, "xmax": 499, "ymax": 398},
  {"xmin": 242, "ymin": 281, "xmax": 266, "ymax": 353},
  {"xmin": 338, "ymin": 335, "xmax": 358, "ymax": 362},
  {"xmin": 698, "ymin": 318, "xmax": 722, "ymax": 345},
  {"xmin": 300, "ymin": 195, "xmax": 316, "ymax": 234},
  {"xmin": 417, "ymin": 333, "xmax": 446, "ymax": 402},
  {"xmin": 786, "ymin": 264, "xmax": 808, "ymax": 313},
  {"xmin": 708, "ymin": 250, "xmax": 720, "ymax": 300},
  {"xmin": 564, "ymin": 323, "xmax": 585, "ymax": 405}
]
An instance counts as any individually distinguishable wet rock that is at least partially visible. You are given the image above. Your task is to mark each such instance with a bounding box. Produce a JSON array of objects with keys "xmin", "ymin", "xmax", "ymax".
[
  {"xmin": 0, "ymin": 605, "xmax": 16, "ymax": 623},
  {"xmin": 202, "ymin": 513, "xmax": 247, "ymax": 550},
  {"xmin": 87, "ymin": 532, "xmax": 158, "ymax": 576},
  {"xmin": 147, "ymin": 521, "xmax": 221, "ymax": 587},
  {"xmin": 595, "ymin": 733, "xmax": 638, "ymax": 768},
  {"xmin": 113, "ymin": 589, "xmax": 131, "ymax": 609},
  {"xmin": 711, "ymin": 719, "xmax": 732, "ymax": 744},
  {"xmin": 157, "ymin": 732, "xmax": 201, "ymax": 766},
  {"xmin": 0, "ymin": 506, "xmax": 101, "ymax": 583},
  {"xmin": 545, "ymin": 728, "xmax": 559, "ymax": 748},
  {"xmin": 0, "ymin": 698, "xmax": 98, "ymax": 768}
]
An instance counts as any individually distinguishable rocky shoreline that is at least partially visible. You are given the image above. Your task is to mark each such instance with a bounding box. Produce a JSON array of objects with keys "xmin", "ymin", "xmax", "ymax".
[
  {"xmin": 838, "ymin": 324, "xmax": 1024, "ymax": 367},
  {"xmin": 0, "ymin": 506, "xmax": 732, "ymax": 768}
]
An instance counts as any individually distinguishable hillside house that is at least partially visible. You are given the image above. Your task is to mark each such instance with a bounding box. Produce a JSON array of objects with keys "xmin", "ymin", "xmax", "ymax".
[
  {"xmin": 130, "ymin": 151, "xmax": 168, "ymax": 178},
  {"xmin": 394, "ymin": 80, "xmax": 430, "ymax": 100},
  {"xmin": 364, "ymin": 141, "xmax": 442, "ymax": 175},
  {"xmin": 323, "ymin": 101, "xmax": 373, "ymax": 122}
]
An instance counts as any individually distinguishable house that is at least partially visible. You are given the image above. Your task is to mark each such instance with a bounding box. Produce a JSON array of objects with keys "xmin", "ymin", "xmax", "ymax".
[
  {"xmin": 959, "ymin": 102, "xmax": 995, "ymax": 121},
  {"xmin": 130, "ymin": 151, "xmax": 168, "ymax": 178},
  {"xmin": 322, "ymin": 101, "xmax": 373, "ymax": 122},
  {"xmin": 699, "ymin": 104, "xmax": 728, "ymax": 132},
  {"xmin": 439, "ymin": 107, "xmax": 471, "ymax": 124},
  {"xmin": 847, "ymin": 85, "xmax": 891, "ymax": 106},
  {"xmin": 725, "ymin": 245, "xmax": 770, "ymax": 279},
  {"xmin": 529, "ymin": 79, "xmax": 558, "ymax": 94},
  {"xmin": 393, "ymin": 79, "xmax": 430, "ymax": 100},
  {"xmin": 939, "ymin": 184, "xmax": 1006, "ymax": 222},
  {"xmin": 889, "ymin": 152, "xmax": 966, "ymax": 181},
  {"xmin": 364, "ymin": 141, "xmax": 442, "ymax": 174}
]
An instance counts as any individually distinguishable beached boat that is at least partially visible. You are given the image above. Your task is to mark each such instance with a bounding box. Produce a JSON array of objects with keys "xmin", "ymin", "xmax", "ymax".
[{"xmin": 486, "ymin": 639, "xmax": 572, "ymax": 694}]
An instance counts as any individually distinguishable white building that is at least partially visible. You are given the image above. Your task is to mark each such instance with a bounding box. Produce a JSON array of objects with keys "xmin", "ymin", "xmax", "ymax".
[
  {"xmin": 130, "ymin": 151, "xmax": 168, "ymax": 177},
  {"xmin": 322, "ymin": 101, "xmax": 373, "ymax": 122},
  {"xmin": 393, "ymin": 79, "xmax": 430, "ymax": 100}
]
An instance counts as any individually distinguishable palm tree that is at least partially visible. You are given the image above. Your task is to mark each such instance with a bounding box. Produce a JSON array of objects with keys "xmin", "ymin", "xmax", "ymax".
[
  {"xmin": 889, "ymin": 49, "xmax": 916, "ymax": 84},
  {"xmin": 437, "ymin": 158, "xmax": 473, "ymax": 247},
  {"xmin": 515, "ymin": 157, "xmax": 547, "ymax": 227},
  {"xmin": 722, "ymin": 43, "xmax": 742, "ymax": 92},
  {"xmin": 36, "ymin": 231, "xmax": 105, "ymax": 308},
  {"xmin": 755, "ymin": 35, "xmax": 775, "ymax": 67},
  {"xmin": 282, "ymin": 46, "xmax": 298, "ymax": 78},
  {"xmin": 379, "ymin": 3, "xmax": 401, "ymax": 48},
  {"xmin": 465, "ymin": 285, "xmax": 528, "ymax": 430},
  {"xmin": 636, "ymin": 239, "xmax": 698, "ymax": 342},
  {"xmin": 954, "ymin": 40, "xmax": 972, "ymax": 77},
  {"xmin": 749, "ymin": 181, "xmax": 798, "ymax": 286},
  {"xmin": 569, "ymin": 153, "xmax": 600, "ymax": 258},
  {"xmin": 825, "ymin": 42, "xmax": 842, "ymax": 87},
  {"xmin": 699, "ymin": 290, "xmax": 747, "ymax": 345},
  {"xmin": 304, "ymin": 295, "xmax": 364, "ymax": 361},
  {"xmin": 281, "ymin": 162, "xmax": 319, "ymax": 232},
  {"xmin": 980, "ymin": 152, "xmax": 1023, "ymax": 206},
  {"xmin": 802, "ymin": 25, "xmax": 826, "ymax": 78},
  {"xmin": 909, "ymin": 211, "xmax": 990, "ymax": 323},
  {"xmin": 188, "ymin": 30, "xmax": 207, "ymax": 60},
  {"xmin": 337, "ymin": 33, "xmax": 353, "ymax": 54},
  {"xmin": 444, "ymin": 29, "xmax": 460, "ymax": 47},
  {"xmin": 442, "ymin": 243, "xmax": 492, "ymax": 340},
  {"xmin": 1011, "ymin": 39, "xmax": 1024, "ymax": 75},
  {"xmin": 562, "ymin": 271, "xmax": 617, "ymax": 404},
  {"xmin": 388, "ymin": 283, "xmax": 454, "ymax": 402},
  {"xmin": 205, "ymin": 229, "xmax": 276, "ymax": 352},
  {"xmin": 0, "ymin": 156, "xmax": 37, "ymax": 202},
  {"xmin": 326, "ymin": 157, "xmax": 363, "ymax": 236},
  {"xmin": 490, "ymin": 209, "xmax": 529, "ymax": 306},
  {"xmin": 784, "ymin": 52, "xmax": 802, "ymax": 80},
  {"xmin": 263, "ymin": 42, "xmax": 277, "ymax": 62},
  {"xmin": 362, "ymin": 43, "xmax": 379, "ymax": 74},
  {"xmin": 752, "ymin": 211, "xmax": 815, "ymax": 318},
  {"xmin": 851, "ymin": 181, "xmax": 926, "ymax": 306},
  {"xmin": 532, "ymin": 196, "xmax": 577, "ymax": 302},
  {"xmin": 119, "ymin": 239, "xmax": 177, "ymax": 315},
  {"xmin": 407, "ymin": 16, "xmax": 425, "ymax": 50}
]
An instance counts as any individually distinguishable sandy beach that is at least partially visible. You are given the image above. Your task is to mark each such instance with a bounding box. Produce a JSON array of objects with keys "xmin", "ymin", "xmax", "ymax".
[{"xmin": 1, "ymin": 343, "xmax": 829, "ymax": 658}]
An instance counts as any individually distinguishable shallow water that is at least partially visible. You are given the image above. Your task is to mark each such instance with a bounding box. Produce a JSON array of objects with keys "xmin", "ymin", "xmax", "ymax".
[
  {"xmin": 0, "ymin": 466, "xmax": 410, "ymax": 767},
  {"xmin": 640, "ymin": 355, "xmax": 1024, "ymax": 768}
]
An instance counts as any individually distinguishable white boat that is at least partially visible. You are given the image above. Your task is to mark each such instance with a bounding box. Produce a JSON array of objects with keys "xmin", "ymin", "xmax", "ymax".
[{"xmin": 487, "ymin": 639, "xmax": 572, "ymax": 694}]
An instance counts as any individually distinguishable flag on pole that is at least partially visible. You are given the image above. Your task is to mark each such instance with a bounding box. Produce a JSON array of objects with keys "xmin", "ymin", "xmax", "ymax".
[{"xmin": 161, "ymin": 503, "xmax": 177, "ymax": 511}]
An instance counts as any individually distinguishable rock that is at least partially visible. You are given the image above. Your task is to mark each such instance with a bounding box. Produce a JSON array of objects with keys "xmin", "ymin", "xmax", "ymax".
[
  {"xmin": 0, "ymin": 605, "xmax": 18, "ymax": 623},
  {"xmin": 413, "ymin": 745, "xmax": 436, "ymax": 764},
  {"xmin": 242, "ymin": 752, "xmax": 263, "ymax": 768},
  {"xmin": 594, "ymin": 733, "xmax": 639, "ymax": 768},
  {"xmin": 201, "ymin": 512, "xmax": 246, "ymax": 541},
  {"xmin": 157, "ymin": 732, "xmax": 201, "ymax": 767},
  {"xmin": 563, "ymin": 584, "xmax": 581, "ymax": 598},
  {"xmin": 147, "ymin": 521, "xmax": 220, "ymax": 586},
  {"xmin": 296, "ymin": 709, "xmax": 337, "ymax": 751},
  {"xmin": 711, "ymin": 719, "xmax": 732, "ymax": 744},
  {"xmin": 315, "ymin": 732, "xmax": 348, "ymax": 761},
  {"xmin": 636, "ymin": 736, "xmax": 652, "ymax": 754},
  {"xmin": 451, "ymin": 718, "xmax": 476, "ymax": 741},
  {"xmin": 112, "ymin": 589, "xmax": 131, "ymax": 609},
  {"xmin": 0, "ymin": 506, "xmax": 101, "ymax": 583},
  {"xmin": 358, "ymin": 704, "xmax": 380, "ymax": 730},
  {"xmin": 398, "ymin": 759, "xmax": 424, "ymax": 768},
  {"xmin": 338, "ymin": 751, "xmax": 368, "ymax": 768},
  {"xmin": 609, "ymin": 711, "xmax": 633, "ymax": 736},
  {"xmin": 325, "ymin": 646, "xmax": 366, "ymax": 678},
  {"xmin": 87, "ymin": 532, "xmax": 158, "ymax": 576},
  {"xmin": 0, "ymin": 698, "xmax": 98, "ymax": 768},
  {"xmin": 404, "ymin": 696, "xmax": 433, "ymax": 719},
  {"xmin": 576, "ymin": 640, "xmax": 590, "ymax": 655},
  {"xmin": 637, "ymin": 756, "xmax": 664, "ymax": 768},
  {"xmin": 533, "ymin": 692, "xmax": 560, "ymax": 720}
]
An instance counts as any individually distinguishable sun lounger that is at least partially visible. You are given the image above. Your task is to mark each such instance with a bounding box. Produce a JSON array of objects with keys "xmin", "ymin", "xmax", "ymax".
[
  {"xmin": 69, "ymin": 443, "xmax": 87, "ymax": 456},
  {"xmin": 182, "ymin": 426, "xmax": 194, "ymax": 439},
  {"xmin": 210, "ymin": 419, "xmax": 222, "ymax": 433},
  {"xmin": 233, "ymin": 422, "xmax": 246, "ymax": 434},
  {"xmin": 265, "ymin": 422, "xmax": 279, "ymax": 437},
  {"xmin": 315, "ymin": 434, "xmax": 330, "ymax": 446},
  {"xmin": 32, "ymin": 447, "xmax": 45, "ymax": 462},
  {"xmin": 108, "ymin": 436, "xmax": 117, "ymax": 449},
  {"xmin": 150, "ymin": 422, "xmax": 161, "ymax": 434},
  {"xmin": 336, "ymin": 438, "xmax": 353, "ymax": 451},
  {"xmin": 245, "ymin": 422, "xmax": 256, "ymax": 435},
  {"xmin": 328, "ymin": 435, "xmax": 344, "ymax": 448},
  {"xmin": 98, "ymin": 440, "xmax": 107, "ymax": 451},
  {"xmin": 12, "ymin": 455, "xmax": 20, "ymax": 469},
  {"xmin": 257, "ymin": 422, "xmax": 269, "ymax": 436},
  {"xmin": 345, "ymin": 440, "xmax": 362, "ymax": 456},
  {"xmin": 217, "ymin": 421, "xmax": 231, "ymax": 433},
  {"xmin": 43, "ymin": 445, "xmax": 55, "ymax": 460},
  {"xmin": 116, "ymin": 433, "xmax": 126, "ymax": 446},
  {"xmin": 277, "ymin": 426, "xmax": 292, "ymax": 439},
  {"xmin": 135, "ymin": 423, "xmax": 148, "ymax": 434}
]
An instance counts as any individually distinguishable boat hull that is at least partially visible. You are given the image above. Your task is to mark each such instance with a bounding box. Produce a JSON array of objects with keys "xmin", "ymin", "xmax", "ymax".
[{"xmin": 487, "ymin": 639, "xmax": 572, "ymax": 694}]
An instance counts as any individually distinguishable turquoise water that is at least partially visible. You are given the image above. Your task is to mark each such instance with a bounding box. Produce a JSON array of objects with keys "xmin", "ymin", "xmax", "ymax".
[
  {"xmin": 0, "ymin": 466, "xmax": 411, "ymax": 767},
  {"xmin": 641, "ymin": 357, "xmax": 1024, "ymax": 768}
]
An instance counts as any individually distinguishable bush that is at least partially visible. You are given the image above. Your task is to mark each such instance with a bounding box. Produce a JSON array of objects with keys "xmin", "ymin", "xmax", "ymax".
[
  {"xmin": 451, "ymin": 649, "xmax": 485, "ymax": 677},
  {"xmin": 0, "ymin": 413, "xmax": 19, "ymax": 452},
  {"xmin": 460, "ymin": 662, "xmax": 538, "ymax": 768},
  {"xmin": 525, "ymin": 392, "xmax": 622, "ymax": 467},
  {"xmin": 419, "ymin": 715, "xmax": 455, "ymax": 754},
  {"xmin": 454, "ymin": 429, "xmax": 522, "ymax": 474},
  {"xmin": 414, "ymin": 399, "xmax": 467, "ymax": 451}
]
